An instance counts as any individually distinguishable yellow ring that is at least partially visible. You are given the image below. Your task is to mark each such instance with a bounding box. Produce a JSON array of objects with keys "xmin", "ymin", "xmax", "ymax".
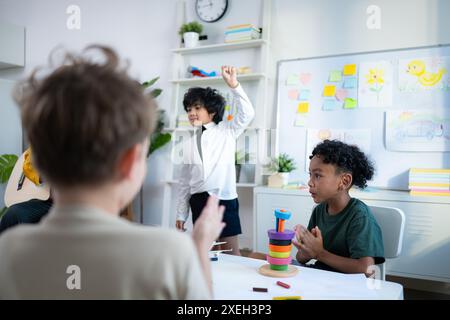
[{"xmin": 269, "ymin": 250, "xmax": 290, "ymax": 258}]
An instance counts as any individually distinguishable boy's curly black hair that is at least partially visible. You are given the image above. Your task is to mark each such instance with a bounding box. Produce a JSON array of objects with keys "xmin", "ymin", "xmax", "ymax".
[
  {"xmin": 310, "ymin": 139, "xmax": 375, "ymax": 189},
  {"xmin": 183, "ymin": 87, "xmax": 225, "ymax": 124}
]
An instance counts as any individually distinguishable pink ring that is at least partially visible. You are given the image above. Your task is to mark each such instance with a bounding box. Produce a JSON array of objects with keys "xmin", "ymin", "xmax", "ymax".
[{"xmin": 266, "ymin": 255, "xmax": 292, "ymax": 265}]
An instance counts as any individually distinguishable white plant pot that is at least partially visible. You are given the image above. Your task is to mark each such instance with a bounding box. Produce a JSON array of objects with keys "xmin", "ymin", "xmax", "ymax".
[
  {"xmin": 268, "ymin": 172, "xmax": 290, "ymax": 188},
  {"xmin": 183, "ymin": 32, "xmax": 199, "ymax": 48}
]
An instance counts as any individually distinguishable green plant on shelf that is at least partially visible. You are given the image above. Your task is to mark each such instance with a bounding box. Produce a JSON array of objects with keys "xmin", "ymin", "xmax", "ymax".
[
  {"xmin": 178, "ymin": 21, "xmax": 203, "ymax": 37},
  {"xmin": 268, "ymin": 153, "xmax": 296, "ymax": 173}
]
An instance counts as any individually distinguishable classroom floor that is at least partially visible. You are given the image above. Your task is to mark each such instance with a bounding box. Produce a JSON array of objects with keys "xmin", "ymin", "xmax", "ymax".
[{"xmin": 240, "ymin": 250, "xmax": 450, "ymax": 300}]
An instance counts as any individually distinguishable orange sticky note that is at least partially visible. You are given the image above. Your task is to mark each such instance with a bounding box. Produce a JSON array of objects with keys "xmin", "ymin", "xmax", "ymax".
[
  {"xmin": 343, "ymin": 64, "xmax": 356, "ymax": 76},
  {"xmin": 297, "ymin": 102, "xmax": 309, "ymax": 113},
  {"xmin": 323, "ymin": 85, "xmax": 336, "ymax": 97}
]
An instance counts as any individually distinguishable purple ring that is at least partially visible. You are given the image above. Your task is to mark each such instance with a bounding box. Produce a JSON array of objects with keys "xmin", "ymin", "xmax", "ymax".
[{"xmin": 268, "ymin": 229, "xmax": 295, "ymax": 240}]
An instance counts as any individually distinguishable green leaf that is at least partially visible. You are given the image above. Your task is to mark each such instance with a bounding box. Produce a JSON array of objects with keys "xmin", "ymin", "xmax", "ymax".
[
  {"xmin": 142, "ymin": 77, "xmax": 159, "ymax": 88},
  {"xmin": 179, "ymin": 21, "xmax": 203, "ymax": 36},
  {"xmin": 0, "ymin": 206, "xmax": 7, "ymax": 219},
  {"xmin": 148, "ymin": 133, "xmax": 172, "ymax": 156},
  {"xmin": 151, "ymin": 88, "xmax": 162, "ymax": 98},
  {"xmin": 272, "ymin": 153, "xmax": 297, "ymax": 173},
  {"xmin": 0, "ymin": 154, "xmax": 18, "ymax": 184}
]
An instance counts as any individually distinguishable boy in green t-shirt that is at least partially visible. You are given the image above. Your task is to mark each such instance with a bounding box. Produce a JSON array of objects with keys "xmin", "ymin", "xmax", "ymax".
[{"xmin": 292, "ymin": 140, "xmax": 384, "ymax": 276}]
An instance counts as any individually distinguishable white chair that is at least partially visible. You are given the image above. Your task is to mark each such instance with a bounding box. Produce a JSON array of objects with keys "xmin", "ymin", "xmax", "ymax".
[{"xmin": 369, "ymin": 205, "xmax": 405, "ymax": 281}]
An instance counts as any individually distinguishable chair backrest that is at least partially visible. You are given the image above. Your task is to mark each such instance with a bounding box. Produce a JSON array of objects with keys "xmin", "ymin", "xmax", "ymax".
[{"xmin": 369, "ymin": 205, "xmax": 405, "ymax": 259}]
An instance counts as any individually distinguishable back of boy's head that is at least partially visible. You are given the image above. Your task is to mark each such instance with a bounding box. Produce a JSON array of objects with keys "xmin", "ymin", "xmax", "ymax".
[
  {"xmin": 310, "ymin": 139, "xmax": 375, "ymax": 189},
  {"xmin": 183, "ymin": 87, "xmax": 225, "ymax": 124},
  {"xmin": 15, "ymin": 45, "xmax": 157, "ymax": 188}
]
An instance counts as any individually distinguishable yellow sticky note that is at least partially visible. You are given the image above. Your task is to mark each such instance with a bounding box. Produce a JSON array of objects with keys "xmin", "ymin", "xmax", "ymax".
[
  {"xmin": 343, "ymin": 64, "xmax": 356, "ymax": 76},
  {"xmin": 323, "ymin": 85, "xmax": 336, "ymax": 97},
  {"xmin": 224, "ymin": 105, "xmax": 231, "ymax": 111},
  {"xmin": 297, "ymin": 102, "xmax": 309, "ymax": 113}
]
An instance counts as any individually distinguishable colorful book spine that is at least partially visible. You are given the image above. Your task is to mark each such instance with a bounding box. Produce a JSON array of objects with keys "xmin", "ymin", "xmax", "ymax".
[
  {"xmin": 409, "ymin": 168, "xmax": 450, "ymax": 197},
  {"xmin": 224, "ymin": 24, "xmax": 261, "ymax": 43}
]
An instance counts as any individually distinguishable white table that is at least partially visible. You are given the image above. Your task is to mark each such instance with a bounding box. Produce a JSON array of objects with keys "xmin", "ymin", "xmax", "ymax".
[{"xmin": 211, "ymin": 254, "xmax": 404, "ymax": 300}]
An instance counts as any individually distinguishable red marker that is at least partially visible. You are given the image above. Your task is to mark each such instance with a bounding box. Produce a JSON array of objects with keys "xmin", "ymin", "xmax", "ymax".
[{"xmin": 276, "ymin": 281, "xmax": 290, "ymax": 289}]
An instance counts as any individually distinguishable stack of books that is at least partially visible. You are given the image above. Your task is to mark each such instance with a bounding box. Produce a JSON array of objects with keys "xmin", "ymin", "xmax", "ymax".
[
  {"xmin": 408, "ymin": 168, "xmax": 450, "ymax": 197},
  {"xmin": 224, "ymin": 24, "xmax": 261, "ymax": 43},
  {"xmin": 176, "ymin": 114, "xmax": 191, "ymax": 128}
]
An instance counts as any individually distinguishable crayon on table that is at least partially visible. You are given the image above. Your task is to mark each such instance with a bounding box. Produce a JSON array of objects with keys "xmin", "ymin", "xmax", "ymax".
[
  {"xmin": 276, "ymin": 281, "xmax": 290, "ymax": 289},
  {"xmin": 272, "ymin": 296, "xmax": 301, "ymax": 300}
]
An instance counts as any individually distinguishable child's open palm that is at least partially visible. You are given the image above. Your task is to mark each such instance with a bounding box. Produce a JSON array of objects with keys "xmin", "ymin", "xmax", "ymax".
[{"xmin": 221, "ymin": 66, "xmax": 239, "ymax": 88}]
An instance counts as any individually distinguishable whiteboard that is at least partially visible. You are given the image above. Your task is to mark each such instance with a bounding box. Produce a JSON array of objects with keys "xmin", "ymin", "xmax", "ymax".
[{"xmin": 276, "ymin": 45, "xmax": 450, "ymax": 190}]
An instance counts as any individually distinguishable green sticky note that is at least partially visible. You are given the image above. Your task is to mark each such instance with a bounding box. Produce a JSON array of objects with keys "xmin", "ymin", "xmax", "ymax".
[
  {"xmin": 329, "ymin": 70, "xmax": 342, "ymax": 82},
  {"xmin": 294, "ymin": 115, "xmax": 307, "ymax": 127},
  {"xmin": 344, "ymin": 98, "xmax": 357, "ymax": 109},
  {"xmin": 225, "ymin": 105, "xmax": 231, "ymax": 111},
  {"xmin": 286, "ymin": 74, "xmax": 299, "ymax": 85}
]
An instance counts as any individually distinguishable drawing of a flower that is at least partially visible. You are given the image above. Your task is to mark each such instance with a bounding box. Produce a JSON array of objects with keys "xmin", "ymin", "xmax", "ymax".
[
  {"xmin": 366, "ymin": 67, "xmax": 384, "ymax": 85},
  {"xmin": 365, "ymin": 67, "xmax": 384, "ymax": 103}
]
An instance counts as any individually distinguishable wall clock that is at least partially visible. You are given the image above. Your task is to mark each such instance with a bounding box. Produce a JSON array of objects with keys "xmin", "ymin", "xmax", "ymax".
[{"xmin": 195, "ymin": 0, "xmax": 228, "ymax": 23}]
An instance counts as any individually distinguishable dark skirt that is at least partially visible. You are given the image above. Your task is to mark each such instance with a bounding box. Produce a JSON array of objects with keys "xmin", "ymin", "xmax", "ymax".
[
  {"xmin": 0, "ymin": 198, "xmax": 53, "ymax": 234},
  {"xmin": 189, "ymin": 192, "xmax": 242, "ymax": 238}
]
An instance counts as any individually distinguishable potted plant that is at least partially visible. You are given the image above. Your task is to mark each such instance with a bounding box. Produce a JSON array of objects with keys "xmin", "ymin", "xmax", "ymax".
[
  {"xmin": 235, "ymin": 150, "xmax": 252, "ymax": 183},
  {"xmin": 142, "ymin": 77, "xmax": 171, "ymax": 156},
  {"xmin": 0, "ymin": 154, "xmax": 19, "ymax": 218},
  {"xmin": 178, "ymin": 21, "xmax": 203, "ymax": 48},
  {"xmin": 267, "ymin": 153, "xmax": 297, "ymax": 187}
]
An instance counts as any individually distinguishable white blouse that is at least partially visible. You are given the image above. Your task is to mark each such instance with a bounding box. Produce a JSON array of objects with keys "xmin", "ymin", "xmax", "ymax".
[{"xmin": 176, "ymin": 84, "xmax": 255, "ymax": 222}]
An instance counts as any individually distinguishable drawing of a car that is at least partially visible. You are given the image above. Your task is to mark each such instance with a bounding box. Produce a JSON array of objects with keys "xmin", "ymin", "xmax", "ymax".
[{"xmin": 395, "ymin": 120, "xmax": 444, "ymax": 140}]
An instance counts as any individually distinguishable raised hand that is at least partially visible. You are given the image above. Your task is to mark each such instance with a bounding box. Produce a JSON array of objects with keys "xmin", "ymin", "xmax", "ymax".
[{"xmin": 221, "ymin": 65, "xmax": 239, "ymax": 89}]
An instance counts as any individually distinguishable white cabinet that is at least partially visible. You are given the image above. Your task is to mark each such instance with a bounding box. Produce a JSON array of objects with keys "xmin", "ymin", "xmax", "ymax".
[
  {"xmin": 254, "ymin": 186, "xmax": 450, "ymax": 283},
  {"xmin": 0, "ymin": 22, "xmax": 25, "ymax": 69}
]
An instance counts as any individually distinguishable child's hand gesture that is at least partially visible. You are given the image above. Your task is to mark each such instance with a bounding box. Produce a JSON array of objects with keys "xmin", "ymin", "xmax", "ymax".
[
  {"xmin": 295, "ymin": 225, "xmax": 325, "ymax": 260},
  {"xmin": 221, "ymin": 66, "xmax": 239, "ymax": 89}
]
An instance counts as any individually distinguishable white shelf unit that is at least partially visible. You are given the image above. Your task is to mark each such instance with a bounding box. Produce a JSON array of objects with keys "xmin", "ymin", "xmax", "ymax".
[
  {"xmin": 160, "ymin": 0, "xmax": 272, "ymax": 228},
  {"xmin": 171, "ymin": 39, "xmax": 268, "ymax": 54},
  {"xmin": 170, "ymin": 72, "xmax": 266, "ymax": 85}
]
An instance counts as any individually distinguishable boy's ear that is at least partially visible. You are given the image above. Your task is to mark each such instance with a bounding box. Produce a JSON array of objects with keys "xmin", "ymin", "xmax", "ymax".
[
  {"xmin": 118, "ymin": 144, "xmax": 141, "ymax": 180},
  {"xmin": 340, "ymin": 172, "xmax": 353, "ymax": 190}
]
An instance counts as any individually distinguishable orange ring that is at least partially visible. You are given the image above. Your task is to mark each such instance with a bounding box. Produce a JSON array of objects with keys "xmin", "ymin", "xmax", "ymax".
[{"xmin": 269, "ymin": 244, "xmax": 292, "ymax": 252}]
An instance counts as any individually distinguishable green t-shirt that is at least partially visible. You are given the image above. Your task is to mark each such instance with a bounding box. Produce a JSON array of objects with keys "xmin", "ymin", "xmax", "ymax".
[{"xmin": 307, "ymin": 198, "xmax": 385, "ymax": 272}]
